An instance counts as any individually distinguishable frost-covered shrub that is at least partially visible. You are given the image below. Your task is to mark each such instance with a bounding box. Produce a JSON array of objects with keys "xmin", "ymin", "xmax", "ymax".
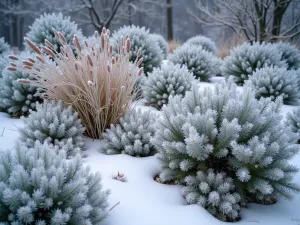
[
  {"xmin": 19, "ymin": 100, "xmax": 85, "ymax": 157},
  {"xmin": 152, "ymin": 79, "xmax": 300, "ymax": 206},
  {"xmin": 183, "ymin": 169, "xmax": 241, "ymax": 222},
  {"xmin": 111, "ymin": 25, "xmax": 163, "ymax": 74},
  {"xmin": 183, "ymin": 35, "xmax": 216, "ymax": 54},
  {"xmin": 285, "ymin": 107, "xmax": 300, "ymax": 140},
  {"xmin": 0, "ymin": 37, "xmax": 9, "ymax": 55},
  {"xmin": 274, "ymin": 42, "xmax": 300, "ymax": 70},
  {"xmin": 223, "ymin": 42, "xmax": 286, "ymax": 85},
  {"xmin": 142, "ymin": 63, "xmax": 195, "ymax": 109},
  {"xmin": 0, "ymin": 51, "xmax": 42, "ymax": 116},
  {"xmin": 0, "ymin": 38, "xmax": 10, "ymax": 79},
  {"xmin": 150, "ymin": 33, "xmax": 168, "ymax": 58},
  {"xmin": 168, "ymin": 45, "xmax": 218, "ymax": 81},
  {"xmin": 102, "ymin": 109, "xmax": 156, "ymax": 157},
  {"xmin": 0, "ymin": 141, "xmax": 110, "ymax": 224},
  {"xmin": 249, "ymin": 67, "xmax": 300, "ymax": 105},
  {"xmin": 0, "ymin": 55, "xmax": 9, "ymax": 78},
  {"xmin": 26, "ymin": 13, "xmax": 82, "ymax": 52}
]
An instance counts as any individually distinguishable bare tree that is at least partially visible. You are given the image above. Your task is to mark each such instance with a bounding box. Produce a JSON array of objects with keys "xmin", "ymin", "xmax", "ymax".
[
  {"xmin": 64, "ymin": 0, "xmax": 165, "ymax": 33},
  {"xmin": 188, "ymin": 0, "xmax": 300, "ymax": 42}
]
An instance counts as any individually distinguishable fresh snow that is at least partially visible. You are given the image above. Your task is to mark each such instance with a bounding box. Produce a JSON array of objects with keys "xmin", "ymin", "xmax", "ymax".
[{"xmin": 0, "ymin": 77, "xmax": 300, "ymax": 225}]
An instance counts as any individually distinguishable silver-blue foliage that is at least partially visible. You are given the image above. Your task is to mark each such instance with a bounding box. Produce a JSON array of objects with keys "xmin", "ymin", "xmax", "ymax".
[
  {"xmin": 152, "ymin": 79, "xmax": 299, "ymax": 206},
  {"xmin": 25, "ymin": 13, "xmax": 82, "ymax": 52},
  {"xmin": 0, "ymin": 141, "xmax": 110, "ymax": 224},
  {"xmin": 183, "ymin": 169, "xmax": 241, "ymax": 221},
  {"xmin": 285, "ymin": 107, "xmax": 300, "ymax": 141},
  {"xmin": 102, "ymin": 109, "xmax": 156, "ymax": 157},
  {"xmin": 111, "ymin": 25, "xmax": 163, "ymax": 74},
  {"xmin": 183, "ymin": 35, "xmax": 217, "ymax": 54},
  {"xmin": 249, "ymin": 67, "xmax": 300, "ymax": 105},
  {"xmin": 150, "ymin": 33, "xmax": 168, "ymax": 58},
  {"xmin": 223, "ymin": 42, "xmax": 286, "ymax": 85},
  {"xmin": 168, "ymin": 45, "xmax": 219, "ymax": 81},
  {"xmin": 0, "ymin": 51, "xmax": 42, "ymax": 116},
  {"xmin": 143, "ymin": 63, "xmax": 195, "ymax": 109},
  {"xmin": 0, "ymin": 37, "xmax": 9, "ymax": 55},
  {"xmin": 19, "ymin": 100, "xmax": 85, "ymax": 157},
  {"xmin": 275, "ymin": 42, "xmax": 300, "ymax": 70}
]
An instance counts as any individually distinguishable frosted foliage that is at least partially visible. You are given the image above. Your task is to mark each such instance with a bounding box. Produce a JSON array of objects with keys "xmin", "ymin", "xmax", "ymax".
[
  {"xmin": 223, "ymin": 42, "xmax": 286, "ymax": 85},
  {"xmin": 249, "ymin": 67, "xmax": 300, "ymax": 105},
  {"xmin": 143, "ymin": 63, "xmax": 195, "ymax": 109},
  {"xmin": 183, "ymin": 35, "xmax": 217, "ymax": 54},
  {"xmin": 111, "ymin": 25, "xmax": 163, "ymax": 74},
  {"xmin": 168, "ymin": 45, "xmax": 219, "ymax": 81},
  {"xmin": 25, "ymin": 13, "xmax": 82, "ymax": 52},
  {"xmin": 285, "ymin": 107, "xmax": 300, "ymax": 139},
  {"xmin": 0, "ymin": 141, "xmax": 110, "ymax": 224},
  {"xmin": 152, "ymin": 79, "xmax": 300, "ymax": 204},
  {"xmin": 0, "ymin": 37, "xmax": 9, "ymax": 55},
  {"xmin": 150, "ymin": 33, "xmax": 168, "ymax": 58},
  {"xmin": 0, "ymin": 51, "xmax": 42, "ymax": 116},
  {"xmin": 102, "ymin": 109, "xmax": 156, "ymax": 157},
  {"xmin": 275, "ymin": 42, "xmax": 300, "ymax": 70},
  {"xmin": 0, "ymin": 55, "xmax": 9, "ymax": 79},
  {"xmin": 19, "ymin": 100, "xmax": 85, "ymax": 157},
  {"xmin": 183, "ymin": 170, "xmax": 241, "ymax": 221}
]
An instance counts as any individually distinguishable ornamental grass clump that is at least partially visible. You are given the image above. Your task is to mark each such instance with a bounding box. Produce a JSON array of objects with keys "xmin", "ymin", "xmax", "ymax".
[
  {"xmin": 19, "ymin": 100, "xmax": 85, "ymax": 157},
  {"xmin": 142, "ymin": 63, "xmax": 195, "ymax": 109},
  {"xmin": 102, "ymin": 109, "xmax": 156, "ymax": 157},
  {"xmin": 152, "ymin": 79, "xmax": 300, "ymax": 221},
  {"xmin": 249, "ymin": 67, "xmax": 300, "ymax": 105},
  {"xmin": 20, "ymin": 28, "xmax": 142, "ymax": 139},
  {"xmin": 223, "ymin": 42, "xmax": 286, "ymax": 85},
  {"xmin": 0, "ymin": 141, "xmax": 110, "ymax": 224}
]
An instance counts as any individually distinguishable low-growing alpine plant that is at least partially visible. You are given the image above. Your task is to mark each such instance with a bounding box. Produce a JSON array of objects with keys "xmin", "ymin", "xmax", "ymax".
[
  {"xmin": 183, "ymin": 169, "xmax": 241, "ymax": 221},
  {"xmin": 142, "ymin": 63, "xmax": 195, "ymax": 109},
  {"xmin": 249, "ymin": 66, "xmax": 300, "ymax": 105},
  {"xmin": 0, "ymin": 37, "xmax": 9, "ymax": 55},
  {"xmin": 285, "ymin": 107, "xmax": 300, "ymax": 142},
  {"xmin": 150, "ymin": 33, "xmax": 168, "ymax": 58},
  {"xmin": 102, "ymin": 109, "xmax": 156, "ymax": 157},
  {"xmin": 183, "ymin": 35, "xmax": 217, "ymax": 54},
  {"xmin": 19, "ymin": 100, "xmax": 85, "ymax": 157},
  {"xmin": 0, "ymin": 141, "xmax": 110, "ymax": 224},
  {"xmin": 0, "ymin": 51, "xmax": 42, "ymax": 116},
  {"xmin": 168, "ymin": 45, "xmax": 219, "ymax": 81},
  {"xmin": 152, "ymin": 79, "xmax": 300, "ymax": 221},
  {"xmin": 274, "ymin": 42, "xmax": 300, "ymax": 70},
  {"xmin": 25, "ymin": 12, "xmax": 82, "ymax": 53},
  {"xmin": 223, "ymin": 42, "xmax": 286, "ymax": 85},
  {"xmin": 111, "ymin": 25, "xmax": 163, "ymax": 74}
]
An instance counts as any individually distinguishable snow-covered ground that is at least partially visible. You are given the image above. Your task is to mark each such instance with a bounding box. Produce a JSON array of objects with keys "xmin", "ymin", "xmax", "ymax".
[{"xmin": 1, "ymin": 77, "xmax": 300, "ymax": 225}]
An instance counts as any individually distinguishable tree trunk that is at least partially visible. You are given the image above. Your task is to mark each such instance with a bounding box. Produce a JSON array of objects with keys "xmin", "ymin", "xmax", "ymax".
[
  {"xmin": 271, "ymin": 8, "xmax": 285, "ymax": 40},
  {"xmin": 128, "ymin": 0, "xmax": 132, "ymax": 25},
  {"xmin": 271, "ymin": 0, "xmax": 291, "ymax": 41},
  {"xmin": 167, "ymin": 0, "xmax": 173, "ymax": 41}
]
